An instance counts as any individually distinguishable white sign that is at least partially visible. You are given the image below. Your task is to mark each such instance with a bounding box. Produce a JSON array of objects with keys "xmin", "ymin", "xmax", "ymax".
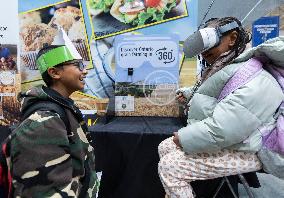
[
  {"xmin": 0, "ymin": 0, "xmax": 18, "ymax": 44},
  {"xmin": 0, "ymin": 71, "xmax": 15, "ymax": 85},
  {"xmin": 115, "ymin": 96, "xmax": 134, "ymax": 111},
  {"xmin": 115, "ymin": 35, "xmax": 179, "ymax": 69}
]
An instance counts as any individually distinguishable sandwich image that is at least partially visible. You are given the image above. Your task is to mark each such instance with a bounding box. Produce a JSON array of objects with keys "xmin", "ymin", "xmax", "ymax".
[
  {"xmin": 88, "ymin": 0, "xmax": 115, "ymax": 16},
  {"xmin": 110, "ymin": 0, "xmax": 180, "ymax": 26}
]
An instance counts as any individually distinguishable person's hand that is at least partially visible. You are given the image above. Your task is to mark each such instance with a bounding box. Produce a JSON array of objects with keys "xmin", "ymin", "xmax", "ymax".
[
  {"xmin": 173, "ymin": 132, "xmax": 182, "ymax": 148},
  {"xmin": 176, "ymin": 92, "xmax": 187, "ymax": 105}
]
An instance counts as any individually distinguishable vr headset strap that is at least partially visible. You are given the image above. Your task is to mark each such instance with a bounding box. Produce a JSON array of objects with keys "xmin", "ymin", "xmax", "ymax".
[{"xmin": 219, "ymin": 21, "xmax": 239, "ymax": 34}]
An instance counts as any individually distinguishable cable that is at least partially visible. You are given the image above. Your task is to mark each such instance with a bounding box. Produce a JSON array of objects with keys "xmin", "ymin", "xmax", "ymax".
[
  {"xmin": 180, "ymin": 0, "xmax": 216, "ymax": 75},
  {"xmin": 198, "ymin": 0, "xmax": 217, "ymax": 30},
  {"xmin": 241, "ymin": 0, "xmax": 264, "ymax": 23}
]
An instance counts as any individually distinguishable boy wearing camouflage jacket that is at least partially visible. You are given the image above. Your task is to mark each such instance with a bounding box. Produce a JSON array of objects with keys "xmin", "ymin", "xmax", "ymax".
[{"xmin": 5, "ymin": 44, "xmax": 98, "ymax": 197}]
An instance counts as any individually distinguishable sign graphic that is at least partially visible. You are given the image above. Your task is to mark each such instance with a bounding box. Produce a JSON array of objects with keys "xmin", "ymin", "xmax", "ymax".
[{"xmin": 252, "ymin": 16, "xmax": 279, "ymax": 47}]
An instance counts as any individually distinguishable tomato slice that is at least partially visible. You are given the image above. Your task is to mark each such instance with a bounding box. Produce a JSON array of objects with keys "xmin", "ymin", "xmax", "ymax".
[{"xmin": 145, "ymin": 0, "xmax": 160, "ymax": 7}]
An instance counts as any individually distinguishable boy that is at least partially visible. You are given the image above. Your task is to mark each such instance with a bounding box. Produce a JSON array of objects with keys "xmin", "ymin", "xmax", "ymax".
[{"xmin": 6, "ymin": 44, "xmax": 98, "ymax": 197}]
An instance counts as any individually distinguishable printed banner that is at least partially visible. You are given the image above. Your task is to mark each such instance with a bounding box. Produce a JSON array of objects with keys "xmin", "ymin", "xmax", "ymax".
[
  {"xmin": 0, "ymin": 0, "xmax": 21, "ymax": 126},
  {"xmin": 114, "ymin": 35, "xmax": 179, "ymax": 117},
  {"xmin": 19, "ymin": 0, "xmax": 98, "ymax": 118},
  {"xmin": 19, "ymin": 0, "xmax": 197, "ymax": 120},
  {"xmin": 19, "ymin": 0, "xmax": 92, "ymax": 83},
  {"xmin": 86, "ymin": 0, "xmax": 188, "ymax": 39}
]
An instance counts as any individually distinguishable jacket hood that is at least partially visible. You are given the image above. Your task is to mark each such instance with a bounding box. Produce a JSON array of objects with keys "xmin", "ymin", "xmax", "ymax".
[
  {"xmin": 234, "ymin": 36, "xmax": 284, "ymax": 67},
  {"xmin": 19, "ymin": 85, "xmax": 48, "ymax": 113},
  {"xmin": 19, "ymin": 85, "xmax": 74, "ymax": 115}
]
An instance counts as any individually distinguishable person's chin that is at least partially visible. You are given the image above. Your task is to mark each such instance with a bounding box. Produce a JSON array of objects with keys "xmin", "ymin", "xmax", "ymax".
[
  {"xmin": 76, "ymin": 87, "xmax": 83, "ymax": 92},
  {"xmin": 78, "ymin": 81, "xmax": 85, "ymax": 90},
  {"xmin": 78, "ymin": 84, "xmax": 85, "ymax": 91},
  {"xmin": 72, "ymin": 85, "xmax": 83, "ymax": 93}
]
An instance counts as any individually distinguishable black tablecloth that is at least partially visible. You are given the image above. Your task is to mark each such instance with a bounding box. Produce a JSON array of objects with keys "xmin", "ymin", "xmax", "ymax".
[
  {"xmin": 88, "ymin": 116, "xmax": 183, "ymax": 134},
  {"xmin": 88, "ymin": 116, "xmax": 252, "ymax": 198},
  {"xmin": 89, "ymin": 116, "xmax": 183, "ymax": 198}
]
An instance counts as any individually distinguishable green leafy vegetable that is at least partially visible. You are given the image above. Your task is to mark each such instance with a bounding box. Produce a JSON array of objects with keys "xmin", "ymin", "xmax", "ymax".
[
  {"xmin": 130, "ymin": 0, "xmax": 177, "ymax": 26},
  {"xmin": 88, "ymin": 0, "xmax": 114, "ymax": 13}
]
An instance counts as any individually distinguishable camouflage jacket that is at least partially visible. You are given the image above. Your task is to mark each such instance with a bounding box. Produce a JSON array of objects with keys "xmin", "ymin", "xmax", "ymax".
[{"xmin": 5, "ymin": 86, "xmax": 98, "ymax": 198}]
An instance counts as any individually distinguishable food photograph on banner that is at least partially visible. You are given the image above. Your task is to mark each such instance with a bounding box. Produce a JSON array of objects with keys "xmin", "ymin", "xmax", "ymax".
[
  {"xmin": 0, "ymin": 43, "xmax": 21, "ymax": 125},
  {"xmin": 85, "ymin": 0, "xmax": 197, "ymax": 118},
  {"xmin": 19, "ymin": 0, "xmax": 92, "ymax": 84},
  {"xmin": 0, "ymin": 0, "xmax": 21, "ymax": 126},
  {"xmin": 17, "ymin": 0, "xmax": 197, "ymax": 121},
  {"xmin": 87, "ymin": 0, "xmax": 188, "ymax": 39},
  {"xmin": 18, "ymin": 0, "xmax": 100, "ymax": 120},
  {"xmin": 0, "ymin": 44, "xmax": 21, "ymax": 125}
]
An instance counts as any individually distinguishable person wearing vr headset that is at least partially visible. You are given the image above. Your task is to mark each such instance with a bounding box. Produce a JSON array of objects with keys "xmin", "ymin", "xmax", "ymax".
[
  {"xmin": 5, "ymin": 44, "xmax": 98, "ymax": 197},
  {"xmin": 158, "ymin": 17, "xmax": 283, "ymax": 197}
]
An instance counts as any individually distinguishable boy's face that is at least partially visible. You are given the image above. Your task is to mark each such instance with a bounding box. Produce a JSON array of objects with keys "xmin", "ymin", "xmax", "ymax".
[{"xmin": 53, "ymin": 60, "xmax": 88, "ymax": 94}]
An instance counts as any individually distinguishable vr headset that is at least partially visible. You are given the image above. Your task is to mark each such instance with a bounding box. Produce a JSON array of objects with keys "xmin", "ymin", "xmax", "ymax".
[{"xmin": 183, "ymin": 21, "xmax": 239, "ymax": 58}]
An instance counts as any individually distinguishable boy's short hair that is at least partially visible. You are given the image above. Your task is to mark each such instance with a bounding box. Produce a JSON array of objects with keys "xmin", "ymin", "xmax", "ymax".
[{"xmin": 36, "ymin": 45, "xmax": 64, "ymax": 87}]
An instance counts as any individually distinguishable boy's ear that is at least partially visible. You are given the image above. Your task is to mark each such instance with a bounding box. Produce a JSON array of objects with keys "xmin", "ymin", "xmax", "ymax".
[{"xmin": 47, "ymin": 67, "xmax": 62, "ymax": 80}]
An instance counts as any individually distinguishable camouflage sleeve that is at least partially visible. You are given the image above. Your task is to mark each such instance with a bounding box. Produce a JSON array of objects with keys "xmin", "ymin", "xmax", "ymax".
[{"xmin": 10, "ymin": 110, "xmax": 79, "ymax": 197}]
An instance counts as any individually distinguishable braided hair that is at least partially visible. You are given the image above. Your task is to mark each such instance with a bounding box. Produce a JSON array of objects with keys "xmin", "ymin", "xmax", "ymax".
[
  {"xmin": 186, "ymin": 17, "xmax": 251, "ymax": 105},
  {"xmin": 204, "ymin": 16, "xmax": 251, "ymax": 65}
]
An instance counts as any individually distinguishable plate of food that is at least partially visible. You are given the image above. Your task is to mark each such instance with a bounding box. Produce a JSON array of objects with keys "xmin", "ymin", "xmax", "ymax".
[{"xmin": 87, "ymin": 0, "xmax": 187, "ymax": 39}]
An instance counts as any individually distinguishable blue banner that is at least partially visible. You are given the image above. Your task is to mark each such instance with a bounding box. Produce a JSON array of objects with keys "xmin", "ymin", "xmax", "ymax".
[{"xmin": 252, "ymin": 16, "xmax": 279, "ymax": 47}]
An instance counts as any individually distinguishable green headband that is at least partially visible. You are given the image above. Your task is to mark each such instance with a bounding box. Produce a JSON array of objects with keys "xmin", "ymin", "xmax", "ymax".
[{"xmin": 36, "ymin": 46, "xmax": 76, "ymax": 74}]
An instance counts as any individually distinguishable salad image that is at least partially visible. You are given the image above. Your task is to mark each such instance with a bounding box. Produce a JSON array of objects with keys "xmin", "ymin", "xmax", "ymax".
[
  {"xmin": 110, "ymin": 0, "xmax": 180, "ymax": 26},
  {"xmin": 88, "ymin": 0, "xmax": 115, "ymax": 16},
  {"xmin": 87, "ymin": 0, "xmax": 187, "ymax": 38}
]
